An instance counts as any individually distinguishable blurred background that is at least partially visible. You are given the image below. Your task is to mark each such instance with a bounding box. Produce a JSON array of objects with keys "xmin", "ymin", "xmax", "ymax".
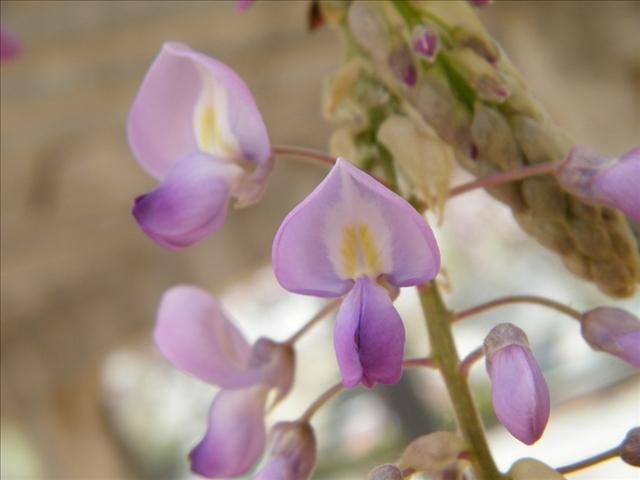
[{"xmin": 1, "ymin": 1, "xmax": 639, "ymax": 479}]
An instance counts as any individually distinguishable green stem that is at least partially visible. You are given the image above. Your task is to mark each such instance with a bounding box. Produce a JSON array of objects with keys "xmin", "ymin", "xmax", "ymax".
[{"xmin": 418, "ymin": 281, "xmax": 502, "ymax": 480}]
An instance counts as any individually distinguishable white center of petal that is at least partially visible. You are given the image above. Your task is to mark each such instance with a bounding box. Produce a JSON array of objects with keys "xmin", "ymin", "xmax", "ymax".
[
  {"xmin": 325, "ymin": 167, "xmax": 392, "ymax": 280},
  {"xmin": 193, "ymin": 70, "xmax": 242, "ymax": 159}
]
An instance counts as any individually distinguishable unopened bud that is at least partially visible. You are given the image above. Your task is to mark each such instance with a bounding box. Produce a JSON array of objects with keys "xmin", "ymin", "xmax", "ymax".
[
  {"xmin": 398, "ymin": 431, "xmax": 466, "ymax": 474},
  {"xmin": 621, "ymin": 427, "xmax": 640, "ymax": 466},
  {"xmin": 508, "ymin": 458, "xmax": 566, "ymax": 480},
  {"xmin": 484, "ymin": 324, "xmax": 550, "ymax": 445},
  {"xmin": 252, "ymin": 421, "xmax": 316, "ymax": 480},
  {"xmin": 446, "ymin": 47, "xmax": 508, "ymax": 102},
  {"xmin": 581, "ymin": 307, "xmax": 640, "ymax": 368},
  {"xmin": 556, "ymin": 145, "xmax": 640, "ymax": 222},
  {"xmin": 367, "ymin": 464, "xmax": 403, "ymax": 480},
  {"xmin": 412, "ymin": 25, "xmax": 439, "ymax": 61}
]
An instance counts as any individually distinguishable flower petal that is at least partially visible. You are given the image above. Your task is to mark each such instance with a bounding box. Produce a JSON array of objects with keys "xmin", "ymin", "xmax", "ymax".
[
  {"xmin": 190, "ymin": 386, "xmax": 268, "ymax": 478},
  {"xmin": 273, "ymin": 158, "xmax": 439, "ymax": 296},
  {"xmin": 593, "ymin": 147, "xmax": 640, "ymax": 222},
  {"xmin": 128, "ymin": 42, "xmax": 270, "ymax": 180},
  {"xmin": 581, "ymin": 307, "xmax": 640, "ymax": 368},
  {"xmin": 484, "ymin": 325, "xmax": 550, "ymax": 446},
  {"xmin": 154, "ymin": 285, "xmax": 257, "ymax": 387},
  {"xmin": 132, "ymin": 151, "xmax": 241, "ymax": 249},
  {"xmin": 334, "ymin": 277, "xmax": 405, "ymax": 388}
]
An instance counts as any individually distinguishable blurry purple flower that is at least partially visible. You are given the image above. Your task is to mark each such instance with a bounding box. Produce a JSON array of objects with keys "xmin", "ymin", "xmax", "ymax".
[
  {"xmin": 469, "ymin": 0, "xmax": 492, "ymax": 6},
  {"xmin": 273, "ymin": 158, "xmax": 440, "ymax": 388},
  {"xmin": 412, "ymin": 26, "xmax": 439, "ymax": 61},
  {"xmin": 253, "ymin": 421, "xmax": 317, "ymax": 480},
  {"xmin": 556, "ymin": 145, "xmax": 639, "ymax": 222},
  {"xmin": 154, "ymin": 285, "xmax": 293, "ymax": 478},
  {"xmin": 581, "ymin": 307, "xmax": 640, "ymax": 368},
  {"xmin": 0, "ymin": 24, "xmax": 21, "ymax": 61},
  {"xmin": 128, "ymin": 42, "xmax": 271, "ymax": 248},
  {"xmin": 483, "ymin": 323, "xmax": 550, "ymax": 445},
  {"xmin": 236, "ymin": 0, "xmax": 255, "ymax": 10}
]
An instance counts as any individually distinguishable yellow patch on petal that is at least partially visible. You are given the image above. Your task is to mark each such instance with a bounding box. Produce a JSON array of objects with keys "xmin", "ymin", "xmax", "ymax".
[
  {"xmin": 195, "ymin": 105, "xmax": 236, "ymax": 157},
  {"xmin": 340, "ymin": 222, "xmax": 381, "ymax": 278}
]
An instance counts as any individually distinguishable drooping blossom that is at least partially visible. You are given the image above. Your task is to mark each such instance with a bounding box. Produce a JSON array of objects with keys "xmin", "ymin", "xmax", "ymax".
[
  {"xmin": 0, "ymin": 24, "xmax": 21, "ymax": 61},
  {"xmin": 128, "ymin": 42, "xmax": 271, "ymax": 248},
  {"xmin": 483, "ymin": 323, "xmax": 550, "ymax": 445},
  {"xmin": 581, "ymin": 307, "xmax": 640, "ymax": 368},
  {"xmin": 154, "ymin": 285, "xmax": 293, "ymax": 478},
  {"xmin": 556, "ymin": 145, "xmax": 640, "ymax": 222},
  {"xmin": 273, "ymin": 158, "xmax": 440, "ymax": 388},
  {"xmin": 252, "ymin": 421, "xmax": 317, "ymax": 480}
]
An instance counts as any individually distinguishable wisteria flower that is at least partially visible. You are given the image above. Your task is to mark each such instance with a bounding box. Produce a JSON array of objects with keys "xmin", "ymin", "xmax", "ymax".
[
  {"xmin": 483, "ymin": 323, "xmax": 550, "ymax": 445},
  {"xmin": 128, "ymin": 42, "xmax": 271, "ymax": 249},
  {"xmin": 556, "ymin": 145, "xmax": 639, "ymax": 222},
  {"xmin": 273, "ymin": 158, "xmax": 440, "ymax": 388},
  {"xmin": 154, "ymin": 285, "xmax": 293, "ymax": 478}
]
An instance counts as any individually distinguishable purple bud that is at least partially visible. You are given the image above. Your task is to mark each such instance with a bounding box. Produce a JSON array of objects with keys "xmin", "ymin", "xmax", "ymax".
[
  {"xmin": 581, "ymin": 307, "xmax": 640, "ymax": 368},
  {"xmin": 412, "ymin": 26, "xmax": 439, "ymax": 61},
  {"xmin": 252, "ymin": 421, "xmax": 317, "ymax": 480},
  {"xmin": 483, "ymin": 323, "xmax": 550, "ymax": 445},
  {"xmin": 621, "ymin": 427, "xmax": 640, "ymax": 467},
  {"xmin": 388, "ymin": 46, "xmax": 417, "ymax": 86},
  {"xmin": 556, "ymin": 145, "xmax": 640, "ymax": 222}
]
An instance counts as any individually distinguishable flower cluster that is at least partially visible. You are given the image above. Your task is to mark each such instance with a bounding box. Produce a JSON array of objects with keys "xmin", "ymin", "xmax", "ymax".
[{"xmin": 129, "ymin": 23, "xmax": 639, "ymax": 479}]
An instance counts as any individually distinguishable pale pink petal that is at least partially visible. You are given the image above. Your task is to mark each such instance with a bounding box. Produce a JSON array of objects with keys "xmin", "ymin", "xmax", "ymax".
[{"xmin": 581, "ymin": 307, "xmax": 640, "ymax": 368}]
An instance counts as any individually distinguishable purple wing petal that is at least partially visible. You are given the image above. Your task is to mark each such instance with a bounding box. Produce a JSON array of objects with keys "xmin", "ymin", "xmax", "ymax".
[
  {"xmin": 132, "ymin": 152, "xmax": 239, "ymax": 249},
  {"xmin": 128, "ymin": 42, "xmax": 270, "ymax": 180},
  {"xmin": 486, "ymin": 344, "xmax": 550, "ymax": 445},
  {"xmin": 190, "ymin": 387, "xmax": 268, "ymax": 478},
  {"xmin": 334, "ymin": 277, "xmax": 405, "ymax": 388},
  {"xmin": 154, "ymin": 285, "xmax": 255, "ymax": 387},
  {"xmin": 581, "ymin": 307, "xmax": 640, "ymax": 368}
]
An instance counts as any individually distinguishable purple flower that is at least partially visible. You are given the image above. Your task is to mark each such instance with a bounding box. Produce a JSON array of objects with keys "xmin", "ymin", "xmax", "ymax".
[
  {"xmin": 253, "ymin": 421, "xmax": 317, "ymax": 480},
  {"xmin": 0, "ymin": 24, "xmax": 21, "ymax": 61},
  {"xmin": 273, "ymin": 158, "xmax": 440, "ymax": 388},
  {"xmin": 581, "ymin": 307, "xmax": 640, "ymax": 368},
  {"xmin": 483, "ymin": 323, "xmax": 550, "ymax": 445},
  {"xmin": 128, "ymin": 42, "xmax": 271, "ymax": 248},
  {"xmin": 556, "ymin": 145, "xmax": 639, "ymax": 222},
  {"xmin": 154, "ymin": 285, "xmax": 293, "ymax": 478},
  {"xmin": 236, "ymin": 0, "xmax": 255, "ymax": 10}
]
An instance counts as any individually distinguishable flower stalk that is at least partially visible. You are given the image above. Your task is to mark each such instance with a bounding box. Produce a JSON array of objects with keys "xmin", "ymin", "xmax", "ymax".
[
  {"xmin": 556, "ymin": 446, "xmax": 620, "ymax": 474},
  {"xmin": 454, "ymin": 295, "xmax": 583, "ymax": 322},
  {"xmin": 417, "ymin": 281, "xmax": 502, "ymax": 480}
]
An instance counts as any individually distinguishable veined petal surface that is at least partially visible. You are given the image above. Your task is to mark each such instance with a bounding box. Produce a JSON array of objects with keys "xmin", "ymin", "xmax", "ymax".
[
  {"xmin": 190, "ymin": 386, "xmax": 268, "ymax": 478},
  {"xmin": 334, "ymin": 277, "xmax": 405, "ymax": 388}
]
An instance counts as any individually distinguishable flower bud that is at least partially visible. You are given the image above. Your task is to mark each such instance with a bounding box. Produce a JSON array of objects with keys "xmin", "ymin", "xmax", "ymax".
[
  {"xmin": 483, "ymin": 324, "xmax": 550, "ymax": 445},
  {"xmin": 508, "ymin": 458, "xmax": 566, "ymax": 480},
  {"xmin": 556, "ymin": 145, "xmax": 640, "ymax": 222},
  {"xmin": 252, "ymin": 421, "xmax": 317, "ymax": 480},
  {"xmin": 398, "ymin": 431, "xmax": 466, "ymax": 474},
  {"xmin": 367, "ymin": 464, "xmax": 403, "ymax": 480},
  {"xmin": 621, "ymin": 427, "xmax": 640, "ymax": 467},
  {"xmin": 388, "ymin": 45, "xmax": 417, "ymax": 86},
  {"xmin": 581, "ymin": 307, "xmax": 640, "ymax": 368},
  {"xmin": 412, "ymin": 25, "xmax": 439, "ymax": 61}
]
